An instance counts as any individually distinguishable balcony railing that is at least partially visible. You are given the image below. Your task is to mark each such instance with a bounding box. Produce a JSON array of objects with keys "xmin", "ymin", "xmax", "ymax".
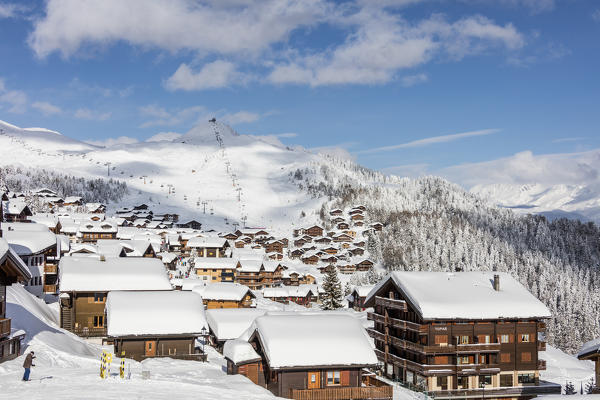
[
  {"xmin": 44, "ymin": 264, "xmax": 58, "ymax": 274},
  {"xmin": 537, "ymin": 359, "xmax": 546, "ymax": 370},
  {"xmin": 367, "ymin": 312, "xmax": 424, "ymax": 333},
  {"xmin": 289, "ymin": 386, "xmax": 393, "ymax": 400},
  {"xmin": 72, "ymin": 326, "xmax": 107, "ymax": 337},
  {"xmin": 431, "ymin": 383, "xmax": 561, "ymax": 399},
  {"xmin": 375, "ymin": 296, "xmax": 407, "ymax": 311},
  {"xmin": 538, "ymin": 341, "xmax": 547, "ymax": 351},
  {"xmin": 0, "ymin": 318, "xmax": 11, "ymax": 338}
]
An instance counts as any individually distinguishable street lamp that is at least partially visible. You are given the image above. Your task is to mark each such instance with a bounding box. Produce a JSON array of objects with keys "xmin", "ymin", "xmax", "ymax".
[{"xmin": 200, "ymin": 326, "xmax": 208, "ymax": 359}]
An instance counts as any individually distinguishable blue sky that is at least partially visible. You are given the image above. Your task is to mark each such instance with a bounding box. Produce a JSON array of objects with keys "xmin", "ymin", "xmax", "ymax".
[{"xmin": 0, "ymin": 0, "xmax": 599, "ymax": 185}]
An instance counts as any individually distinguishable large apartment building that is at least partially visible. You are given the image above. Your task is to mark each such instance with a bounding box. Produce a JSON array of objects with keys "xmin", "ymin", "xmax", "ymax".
[{"xmin": 364, "ymin": 271, "xmax": 561, "ymax": 399}]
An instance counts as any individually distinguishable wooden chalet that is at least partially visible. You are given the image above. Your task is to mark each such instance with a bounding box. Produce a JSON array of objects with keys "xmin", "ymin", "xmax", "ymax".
[
  {"xmin": 226, "ymin": 314, "xmax": 391, "ymax": 400},
  {"xmin": 78, "ymin": 221, "xmax": 118, "ymax": 243},
  {"xmin": 282, "ymin": 271, "xmax": 300, "ymax": 286},
  {"xmin": 290, "ymin": 249, "xmax": 304, "ymax": 259},
  {"xmin": 356, "ymin": 259, "xmax": 374, "ymax": 271},
  {"xmin": 337, "ymin": 222, "xmax": 350, "ymax": 230},
  {"xmin": 206, "ymin": 308, "xmax": 266, "ymax": 351},
  {"xmin": 329, "ymin": 209, "xmax": 344, "ymax": 216},
  {"xmin": 264, "ymin": 240, "xmax": 285, "ymax": 254},
  {"xmin": 314, "ymin": 236, "xmax": 332, "ymax": 245},
  {"xmin": 106, "ymin": 291, "xmax": 207, "ymax": 362},
  {"xmin": 2, "ymin": 200, "xmax": 32, "ymax": 222},
  {"xmin": 58, "ymin": 257, "xmax": 172, "ymax": 337},
  {"xmin": 577, "ymin": 340, "xmax": 600, "ymax": 393},
  {"xmin": 301, "ymin": 254, "xmax": 319, "ymax": 265},
  {"xmin": 194, "ymin": 283, "xmax": 255, "ymax": 309},
  {"xmin": 178, "ymin": 220, "xmax": 202, "ymax": 230},
  {"xmin": 236, "ymin": 260, "xmax": 265, "ymax": 290},
  {"xmin": 305, "ymin": 225, "xmax": 324, "ymax": 237},
  {"xmin": 348, "ymin": 285, "xmax": 374, "ymax": 311},
  {"xmin": 193, "ymin": 257, "xmax": 237, "ymax": 283},
  {"xmin": 348, "ymin": 209, "xmax": 363, "ymax": 216},
  {"xmin": 0, "ymin": 236, "xmax": 32, "ymax": 364},
  {"xmin": 186, "ymin": 237, "xmax": 230, "ymax": 257},
  {"xmin": 364, "ymin": 272, "xmax": 560, "ymax": 398},
  {"xmin": 371, "ymin": 222, "xmax": 383, "ymax": 232}
]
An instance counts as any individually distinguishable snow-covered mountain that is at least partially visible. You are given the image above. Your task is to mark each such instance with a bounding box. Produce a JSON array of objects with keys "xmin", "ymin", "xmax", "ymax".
[
  {"xmin": 471, "ymin": 182, "xmax": 600, "ymax": 223},
  {"xmin": 0, "ymin": 119, "xmax": 326, "ymax": 233}
]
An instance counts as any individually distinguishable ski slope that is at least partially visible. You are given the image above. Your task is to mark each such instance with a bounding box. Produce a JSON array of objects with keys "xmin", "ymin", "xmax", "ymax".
[{"xmin": 0, "ymin": 119, "xmax": 324, "ymax": 233}]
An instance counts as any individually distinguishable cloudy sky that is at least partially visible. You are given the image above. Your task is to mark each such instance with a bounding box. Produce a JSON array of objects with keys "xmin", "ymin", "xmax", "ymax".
[{"xmin": 0, "ymin": 0, "xmax": 599, "ymax": 187}]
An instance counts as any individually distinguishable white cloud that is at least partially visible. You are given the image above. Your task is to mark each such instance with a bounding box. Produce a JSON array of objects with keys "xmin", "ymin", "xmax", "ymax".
[
  {"xmin": 439, "ymin": 149, "xmax": 600, "ymax": 188},
  {"xmin": 268, "ymin": 13, "xmax": 524, "ymax": 86},
  {"xmin": 74, "ymin": 108, "xmax": 111, "ymax": 121},
  {"xmin": 146, "ymin": 131, "xmax": 183, "ymax": 142},
  {"xmin": 0, "ymin": 78, "xmax": 27, "ymax": 113},
  {"xmin": 552, "ymin": 137, "xmax": 585, "ymax": 143},
  {"xmin": 0, "ymin": 2, "xmax": 28, "ymax": 19},
  {"xmin": 85, "ymin": 136, "xmax": 139, "ymax": 147},
  {"xmin": 274, "ymin": 132, "xmax": 298, "ymax": 138},
  {"xmin": 165, "ymin": 60, "xmax": 247, "ymax": 91},
  {"xmin": 401, "ymin": 73, "xmax": 428, "ymax": 87},
  {"xmin": 32, "ymin": 101, "xmax": 62, "ymax": 116},
  {"xmin": 592, "ymin": 9, "xmax": 600, "ymax": 22},
  {"xmin": 139, "ymin": 104, "xmax": 206, "ymax": 128},
  {"xmin": 28, "ymin": 0, "xmax": 329, "ymax": 58},
  {"xmin": 221, "ymin": 110, "xmax": 260, "ymax": 125},
  {"xmin": 356, "ymin": 128, "xmax": 500, "ymax": 154}
]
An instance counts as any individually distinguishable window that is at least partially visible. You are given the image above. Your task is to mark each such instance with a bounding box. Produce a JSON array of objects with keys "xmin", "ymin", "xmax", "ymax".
[
  {"xmin": 434, "ymin": 356, "xmax": 449, "ymax": 365},
  {"xmin": 518, "ymin": 373, "xmax": 535, "ymax": 384},
  {"xmin": 500, "ymin": 374, "xmax": 513, "ymax": 387},
  {"xmin": 434, "ymin": 335, "xmax": 448, "ymax": 345},
  {"xmin": 212, "ymin": 277, "xmax": 217, "ymax": 280},
  {"xmin": 500, "ymin": 353, "xmax": 511, "ymax": 363},
  {"xmin": 458, "ymin": 335, "xmax": 469, "ymax": 344},
  {"xmin": 500, "ymin": 334, "xmax": 511, "ymax": 343},
  {"xmin": 437, "ymin": 376, "xmax": 448, "ymax": 388},
  {"xmin": 478, "ymin": 335, "xmax": 491, "ymax": 344},
  {"xmin": 457, "ymin": 356, "xmax": 470, "ymax": 365},
  {"xmin": 457, "ymin": 376, "xmax": 468, "ymax": 389},
  {"xmin": 520, "ymin": 333, "xmax": 531, "ymax": 343},
  {"xmin": 93, "ymin": 293, "xmax": 105, "ymax": 302},
  {"xmin": 521, "ymin": 352, "xmax": 532, "ymax": 362},
  {"xmin": 327, "ymin": 371, "xmax": 341, "ymax": 385},
  {"xmin": 93, "ymin": 315, "xmax": 104, "ymax": 327},
  {"xmin": 479, "ymin": 375, "xmax": 492, "ymax": 386},
  {"xmin": 168, "ymin": 348, "xmax": 177, "ymax": 355}
]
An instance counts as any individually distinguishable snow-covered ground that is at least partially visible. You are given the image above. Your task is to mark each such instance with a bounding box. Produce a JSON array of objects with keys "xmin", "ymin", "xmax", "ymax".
[
  {"xmin": 541, "ymin": 345, "xmax": 596, "ymax": 390},
  {"xmin": 0, "ymin": 285, "xmax": 281, "ymax": 400}
]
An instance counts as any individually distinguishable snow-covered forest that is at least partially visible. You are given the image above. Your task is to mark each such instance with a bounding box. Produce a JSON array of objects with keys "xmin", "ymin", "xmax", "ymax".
[
  {"xmin": 0, "ymin": 165, "xmax": 128, "ymax": 204},
  {"xmin": 294, "ymin": 156, "xmax": 600, "ymax": 355}
]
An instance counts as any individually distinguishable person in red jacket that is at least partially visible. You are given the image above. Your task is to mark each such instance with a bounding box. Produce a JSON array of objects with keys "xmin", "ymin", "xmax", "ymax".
[{"xmin": 22, "ymin": 351, "xmax": 35, "ymax": 381}]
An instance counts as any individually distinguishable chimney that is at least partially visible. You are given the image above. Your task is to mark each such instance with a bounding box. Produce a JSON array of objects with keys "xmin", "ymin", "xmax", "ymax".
[{"xmin": 493, "ymin": 274, "xmax": 500, "ymax": 291}]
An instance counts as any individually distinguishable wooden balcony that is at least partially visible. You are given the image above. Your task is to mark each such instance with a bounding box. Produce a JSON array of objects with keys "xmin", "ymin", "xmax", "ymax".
[
  {"xmin": 44, "ymin": 264, "xmax": 58, "ymax": 274},
  {"xmin": 537, "ymin": 359, "xmax": 546, "ymax": 370},
  {"xmin": 431, "ymin": 382, "xmax": 561, "ymax": 399},
  {"xmin": 72, "ymin": 326, "xmax": 107, "ymax": 337},
  {"xmin": 537, "ymin": 321, "xmax": 547, "ymax": 332},
  {"xmin": 375, "ymin": 296, "xmax": 407, "ymax": 311},
  {"xmin": 43, "ymin": 284, "xmax": 58, "ymax": 294},
  {"xmin": 0, "ymin": 318, "xmax": 10, "ymax": 338},
  {"xmin": 538, "ymin": 341, "xmax": 547, "ymax": 351},
  {"xmin": 367, "ymin": 312, "xmax": 424, "ymax": 334},
  {"xmin": 289, "ymin": 385, "xmax": 393, "ymax": 400}
]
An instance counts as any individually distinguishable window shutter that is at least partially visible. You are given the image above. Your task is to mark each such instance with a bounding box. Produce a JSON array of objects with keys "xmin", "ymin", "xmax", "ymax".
[{"xmin": 341, "ymin": 370, "xmax": 350, "ymax": 386}]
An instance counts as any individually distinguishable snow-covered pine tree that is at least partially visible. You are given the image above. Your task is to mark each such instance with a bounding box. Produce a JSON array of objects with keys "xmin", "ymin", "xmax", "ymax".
[
  {"xmin": 564, "ymin": 381, "xmax": 576, "ymax": 395},
  {"xmin": 585, "ymin": 379, "xmax": 595, "ymax": 394},
  {"xmin": 322, "ymin": 265, "xmax": 344, "ymax": 310}
]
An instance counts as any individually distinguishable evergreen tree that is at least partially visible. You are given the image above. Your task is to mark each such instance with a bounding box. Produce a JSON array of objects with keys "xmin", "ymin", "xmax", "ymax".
[
  {"xmin": 564, "ymin": 381, "xmax": 576, "ymax": 395},
  {"xmin": 585, "ymin": 379, "xmax": 595, "ymax": 394},
  {"xmin": 321, "ymin": 266, "xmax": 344, "ymax": 310}
]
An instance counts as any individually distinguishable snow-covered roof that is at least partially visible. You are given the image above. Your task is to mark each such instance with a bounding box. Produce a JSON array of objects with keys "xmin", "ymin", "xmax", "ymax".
[
  {"xmin": 193, "ymin": 282, "xmax": 253, "ymax": 301},
  {"xmin": 0, "ymin": 237, "xmax": 31, "ymax": 280},
  {"xmin": 250, "ymin": 314, "xmax": 377, "ymax": 369},
  {"xmin": 353, "ymin": 285, "xmax": 375, "ymax": 298},
  {"xmin": 64, "ymin": 196, "xmax": 82, "ymax": 203},
  {"xmin": 578, "ymin": 338, "xmax": 600, "ymax": 359},
  {"xmin": 3, "ymin": 229, "xmax": 57, "ymax": 255},
  {"xmin": 78, "ymin": 221, "xmax": 117, "ymax": 233},
  {"xmin": 157, "ymin": 252, "xmax": 178, "ymax": 263},
  {"xmin": 59, "ymin": 257, "xmax": 172, "ymax": 292},
  {"xmin": 365, "ymin": 271, "xmax": 551, "ymax": 320},
  {"xmin": 2, "ymin": 200, "xmax": 30, "ymax": 215},
  {"xmin": 187, "ymin": 237, "xmax": 227, "ymax": 248},
  {"xmin": 262, "ymin": 287, "xmax": 289, "ymax": 298},
  {"xmin": 193, "ymin": 257, "xmax": 238, "ymax": 269},
  {"xmin": 223, "ymin": 339, "xmax": 261, "ymax": 365},
  {"xmin": 206, "ymin": 308, "xmax": 267, "ymax": 341},
  {"xmin": 238, "ymin": 260, "xmax": 263, "ymax": 272},
  {"xmin": 106, "ymin": 291, "xmax": 207, "ymax": 337}
]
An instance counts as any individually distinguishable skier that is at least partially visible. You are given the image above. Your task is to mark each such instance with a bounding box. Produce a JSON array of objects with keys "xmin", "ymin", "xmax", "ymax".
[{"xmin": 22, "ymin": 351, "xmax": 35, "ymax": 381}]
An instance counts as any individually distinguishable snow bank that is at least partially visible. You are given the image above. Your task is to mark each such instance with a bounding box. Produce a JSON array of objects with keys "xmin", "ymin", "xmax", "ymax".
[
  {"xmin": 366, "ymin": 271, "xmax": 551, "ymax": 320},
  {"xmin": 542, "ymin": 345, "xmax": 595, "ymax": 387},
  {"xmin": 250, "ymin": 314, "xmax": 377, "ymax": 368},
  {"xmin": 106, "ymin": 291, "xmax": 207, "ymax": 336},
  {"xmin": 59, "ymin": 257, "xmax": 172, "ymax": 292}
]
